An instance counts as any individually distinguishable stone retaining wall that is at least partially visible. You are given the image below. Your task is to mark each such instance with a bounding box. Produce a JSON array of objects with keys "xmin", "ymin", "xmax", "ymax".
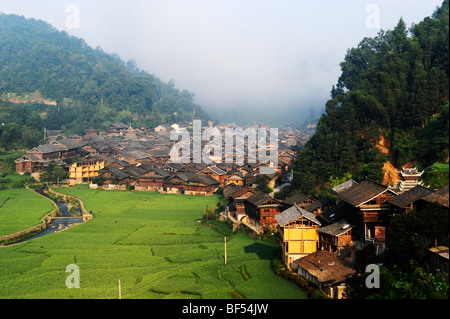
[
  {"xmin": 0, "ymin": 208, "xmax": 59, "ymax": 245},
  {"xmin": 48, "ymin": 187, "xmax": 92, "ymax": 222}
]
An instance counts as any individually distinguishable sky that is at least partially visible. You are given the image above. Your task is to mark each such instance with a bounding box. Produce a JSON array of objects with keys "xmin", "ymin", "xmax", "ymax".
[{"xmin": 0, "ymin": 0, "xmax": 444, "ymax": 127}]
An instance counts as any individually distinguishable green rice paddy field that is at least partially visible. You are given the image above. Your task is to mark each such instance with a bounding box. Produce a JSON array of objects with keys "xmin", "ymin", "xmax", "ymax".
[
  {"xmin": 0, "ymin": 188, "xmax": 55, "ymax": 237},
  {"xmin": 0, "ymin": 186, "xmax": 307, "ymax": 299}
]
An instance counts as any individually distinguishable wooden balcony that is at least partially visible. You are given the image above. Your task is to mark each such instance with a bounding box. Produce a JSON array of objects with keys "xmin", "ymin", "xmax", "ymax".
[
  {"xmin": 363, "ymin": 212, "xmax": 380, "ymax": 223},
  {"xmin": 359, "ymin": 203, "xmax": 391, "ymax": 211}
]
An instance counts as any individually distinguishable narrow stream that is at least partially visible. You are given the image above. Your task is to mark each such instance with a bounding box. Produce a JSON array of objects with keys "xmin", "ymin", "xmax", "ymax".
[{"xmin": 9, "ymin": 189, "xmax": 83, "ymax": 245}]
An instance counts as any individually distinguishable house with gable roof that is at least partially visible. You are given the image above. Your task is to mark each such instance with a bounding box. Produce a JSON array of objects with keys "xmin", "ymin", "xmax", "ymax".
[
  {"xmin": 294, "ymin": 250, "xmax": 356, "ymax": 299},
  {"xmin": 275, "ymin": 205, "xmax": 321, "ymax": 270},
  {"xmin": 245, "ymin": 191, "xmax": 286, "ymax": 230},
  {"xmin": 335, "ymin": 179, "xmax": 398, "ymax": 250}
]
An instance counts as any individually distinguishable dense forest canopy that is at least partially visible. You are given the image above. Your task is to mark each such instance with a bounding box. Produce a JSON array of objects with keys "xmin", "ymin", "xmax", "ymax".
[
  {"xmin": 292, "ymin": 1, "xmax": 449, "ymax": 195},
  {"xmin": 0, "ymin": 13, "xmax": 210, "ymax": 149}
]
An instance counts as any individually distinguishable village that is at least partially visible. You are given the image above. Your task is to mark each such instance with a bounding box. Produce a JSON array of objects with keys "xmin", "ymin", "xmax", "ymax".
[{"xmin": 13, "ymin": 121, "xmax": 449, "ymax": 299}]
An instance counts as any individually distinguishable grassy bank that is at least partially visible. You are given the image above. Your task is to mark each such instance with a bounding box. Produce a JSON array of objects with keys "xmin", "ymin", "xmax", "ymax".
[{"xmin": 0, "ymin": 188, "xmax": 54, "ymax": 237}]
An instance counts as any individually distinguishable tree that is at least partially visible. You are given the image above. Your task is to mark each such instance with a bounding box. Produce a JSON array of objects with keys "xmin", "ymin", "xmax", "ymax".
[
  {"xmin": 255, "ymin": 175, "xmax": 272, "ymax": 194},
  {"xmin": 385, "ymin": 204, "xmax": 449, "ymax": 271},
  {"xmin": 40, "ymin": 162, "xmax": 67, "ymax": 183},
  {"xmin": 291, "ymin": 1, "xmax": 449, "ymax": 195},
  {"xmin": 92, "ymin": 176, "xmax": 105, "ymax": 186}
]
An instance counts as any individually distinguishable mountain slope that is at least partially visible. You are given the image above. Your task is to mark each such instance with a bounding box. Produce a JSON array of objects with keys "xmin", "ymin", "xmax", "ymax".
[
  {"xmin": 0, "ymin": 13, "xmax": 210, "ymax": 141},
  {"xmin": 291, "ymin": 0, "xmax": 449, "ymax": 195}
]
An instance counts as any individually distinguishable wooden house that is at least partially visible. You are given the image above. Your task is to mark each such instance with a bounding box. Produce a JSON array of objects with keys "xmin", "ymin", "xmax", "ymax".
[
  {"xmin": 419, "ymin": 184, "xmax": 449, "ymax": 209},
  {"xmin": 318, "ymin": 219, "xmax": 354, "ymax": 255},
  {"xmin": 69, "ymin": 156, "xmax": 105, "ymax": 185},
  {"xmin": 82, "ymin": 142, "xmax": 100, "ymax": 154},
  {"xmin": 154, "ymin": 124, "xmax": 171, "ymax": 133},
  {"xmin": 317, "ymin": 201, "xmax": 347, "ymax": 226},
  {"xmin": 427, "ymin": 246, "xmax": 449, "ymax": 279},
  {"xmin": 294, "ymin": 250, "xmax": 355, "ymax": 299},
  {"xmin": 85, "ymin": 128, "xmax": 98, "ymax": 136},
  {"xmin": 244, "ymin": 170, "xmax": 278, "ymax": 190},
  {"xmin": 304, "ymin": 197, "xmax": 336, "ymax": 217},
  {"xmin": 51, "ymin": 138, "xmax": 87, "ymax": 158},
  {"xmin": 134, "ymin": 166, "xmax": 170, "ymax": 192},
  {"xmin": 224, "ymin": 171, "xmax": 245, "ymax": 187},
  {"xmin": 234, "ymin": 188, "xmax": 258, "ymax": 222},
  {"xmin": 148, "ymin": 148, "xmax": 171, "ymax": 165},
  {"xmin": 336, "ymin": 179, "xmax": 398, "ymax": 247},
  {"xmin": 99, "ymin": 166, "xmax": 131, "ymax": 190},
  {"xmin": 45, "ymin": 129, "xmax": 62, "ymax": 139},
  {"xmin": 198, "ymin": 165, "xmax": 227, "ymax": 186},
  {"xmin": 275, "ymin": 205, "xmax": 321, "ymax": 270},
  {"xmin": 278, "ymin": 150, "xmax": 296, "ymax": 165},
  {"xmin": 223, "ymin": 184, "xmax": 241, "ymax": 199},
  {"xmin": 15, "ymin": 138, "xmax": 87, "ymax": 176},
  {"xmin": 283, "ymin": 191, "xmax": 314, "ymax": 208},
  {"xmin": 14, "ymin": 154, "xmax": 47, "ymax": 174},
  {"xmin": 26, "ymin": 143, "xmax": 67, "ymax": 161},
  {"xmin": 386, "ymin": 185, "xmax": 433, "ymax": 214},
  {"xmin": 106, "ymin": 123, "xmax": 128, "ymax": 135},
  {"xmin": 164, "ymin": 173, "xmax": 186, "ymax": 194},
  {"xmin": 183, "ymin": 174, "xmax": 220, "ymax": 196},
  {"xmin": 225, "ymin": 186, "xmax": 257, "ymax": 220},
  {"xmin": 245, "ymin": 192, "xmax": 285, "ymax": 230},
  {"xmin": 163, "ymin": 172, "xmax": 219, "ymax": 196}
]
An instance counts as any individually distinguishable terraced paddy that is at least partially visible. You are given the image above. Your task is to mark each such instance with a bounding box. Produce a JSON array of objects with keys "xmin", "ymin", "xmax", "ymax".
[
  {"xmin": 0, "ymin": 186, "xmax": 307, "ymax": 299},
  {"xmin": 0, "ymin": 188, "xmax": 55, "ymax": 237}
]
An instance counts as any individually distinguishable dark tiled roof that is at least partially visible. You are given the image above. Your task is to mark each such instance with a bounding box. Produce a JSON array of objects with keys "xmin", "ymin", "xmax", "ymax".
[
  {"xmin": 304, "ymin": 197, "xmax": 335, "ymax": 212},
  {"xmin": 109, "ymin": 122, "xmax": 128, "ymax": 129},
  {"xmin": 246, "ymin": 192, "xmax": 273, "ymax": 207},
  {"xmin": 14, "ymin": 154, "xmax": 47, "ymax": 163},
  {"xmin": 387, "ymin": 185, "xmax": 433, "ymax": 208},
  {"xmin": 176, "ymin": 172, "xmax": 197, "ymax": 182},
  {"xmin": 317, "ymin": 201, "xmax": 347, "ymax": 225},
  {"xmin": 337, "ymin": 179, "xmax": 391, "ymax": 207},
  {"xmin": 275, "ymin": 205, "xmax": 321, "ymax": 227},
  {"xmin": 148, "ymin": 149, "xmax": 171, "ymax": 157},
  {"xmin": 230, "ymin": 186, "xmax": 257, "ymax": 199},
  {"xmin": 84, "ymin": 135, "xmax": 105, "ymax": 143},
  {"xmin": 283, "ymin": 191, "xmax": 310, "ymax": 206},
  {"xmin": 46, "ymin": 129, "xmax": 61, "ymax": 137},
  {"xmin": 52, "ymin": 138, "xmax": 85, "ymax": 149},
  {"xmin": 223, "ymin": 185, "xmax": 242, "ymax": 198},
  {"xmin": 107, "ymin": 166, "xmax": 130, "ymax": 179},
  {"xmin": 30, "ymin": 144, "xmax": 65, "ymax": 154},
  {"xmin": 422, "ymin": 184, "xmax": 449, "ymax": 208},
  {"xmin": 294, "ymin": 250, "xmax": 355, "ymax": 286},
  {"xmin": 203, "ymin": 165, "xmax": 227, "ymax": 175},
  {"xmin": 124, "ymin": 166, "xmax": 147, "ymax": 177},
  {"xmin": 165, "ymin": 163, "xmax": 184, "ymax": 171},
  {"xmin": 318, "ymin": 219, "xmax": 353, "ymax": 237},
  {"xmin": 191, "ymin": 174, "xmax": 220, "ymax": 186}
]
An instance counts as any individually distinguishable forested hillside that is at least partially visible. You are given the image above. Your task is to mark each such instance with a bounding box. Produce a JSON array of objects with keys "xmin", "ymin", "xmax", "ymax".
[
  {"xmin": 292, "ymin": 1, "xmax": 449, "ymax": 195},
  {"xmin": 0, "ymin": 13, "xmax": 210, "ymax": 149}
]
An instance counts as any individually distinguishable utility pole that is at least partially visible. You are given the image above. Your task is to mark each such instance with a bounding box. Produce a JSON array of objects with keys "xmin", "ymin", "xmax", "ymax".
[
  {"xmin": 119, "ymin": 279, "xmax": 121, "ymax": 299},
  {"xmin": 224, "ymin": 236, "xmax": 227, "ymax": 265}
]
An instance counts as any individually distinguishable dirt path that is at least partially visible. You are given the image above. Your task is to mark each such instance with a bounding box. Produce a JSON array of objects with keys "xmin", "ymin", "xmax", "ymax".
[{"xmin": 376, "ymin": 136, "xmax": 401, "ymax": 186}]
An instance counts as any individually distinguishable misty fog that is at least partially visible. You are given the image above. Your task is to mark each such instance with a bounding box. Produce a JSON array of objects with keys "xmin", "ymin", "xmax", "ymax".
[{"xmin": 0, "ymin": 0, "xmax": 443, "ymax": 127}]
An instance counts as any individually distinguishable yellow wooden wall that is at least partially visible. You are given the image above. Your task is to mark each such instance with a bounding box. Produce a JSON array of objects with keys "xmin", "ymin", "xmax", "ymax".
[{"xmin": 284, "ymin": 227, "xmax": 319, "ymax": 255}]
